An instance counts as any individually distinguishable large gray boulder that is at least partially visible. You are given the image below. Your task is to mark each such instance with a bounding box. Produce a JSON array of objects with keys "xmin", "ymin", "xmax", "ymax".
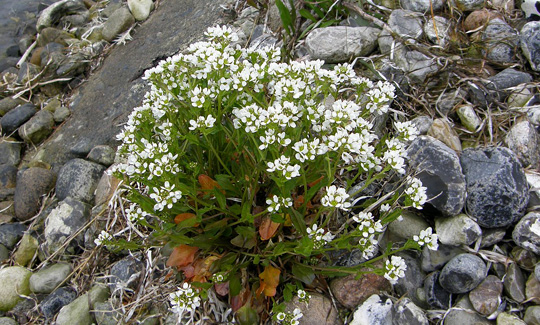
[{"xmin": 55, "ymin": 158, "xmax": 106, "ymax": 203}]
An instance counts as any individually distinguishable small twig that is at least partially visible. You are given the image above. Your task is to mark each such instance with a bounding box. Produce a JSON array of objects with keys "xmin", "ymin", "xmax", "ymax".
[{"xmin": 16, "ymin": 40, "xmax": 37, "ymax": 68}]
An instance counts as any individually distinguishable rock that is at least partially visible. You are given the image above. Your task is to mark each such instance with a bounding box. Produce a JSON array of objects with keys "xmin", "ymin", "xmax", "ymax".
[
  {"xmin": 401, "ymin": 0, "xmax": 444, "ymax": 12},
  {"xmin": 461, "ymin": 147, "xmax": 529, "ymax": 228},
  {"xmin": 422, "ymin": 243, "xmax": 464, "ymax": 272},
  {"xmin": 513, "ymin": 212, "xmax": 540, "ymax": 255},
  {"xmin": 0, "ymin": 223, "xmax": 26, "ymax": 249},
  {"xmin": 18, "ymin": 110, "xmax": 55, "ymax": 144},
  {"xmin": 511, "ymin": 246, "xmax": 538, "ymax": 269},
  {"xmin": 394, "ymin": 252, "xmax": 427, "ymax": 308},
  {"xmin": 536, "ymin": 263, "xmax": 540, "ymax": 282},
  {"xmin": 423, "ymin": 16, "xmax": 450, "ymax": 47},
  {"xmin": 0, "ymin": 165, "xmax": 17, "ymax": 190},
  {"xmin": 55, "ymin": 52, "xmax": 89, "ymax": 78},
  {"xmin": 482, "ymin": 18, "xmax": 519, "ymax": 63},
  {"xmin": 94, "ymin": 169, "xmax": 121, "ymax": 206},
  {"xmin": 439, "ymin": 253, "xmax": 486, "ymax": 294},
  {"xmin": 505, "ymin": 120, "xmax": 539, "ymax": 168},
  {"xmin": 56, "ymin": 158, "xmax": 106, "ymax": 203},
  {"xmin": 127, "ymin": 0, "xmax": 153, "ymax": 21},
  {"xmin": 0, "ymin": 266, "xmax": 31, "ymax": 312},
  {"xmin": 44, "ymin": 197, "xmax": 91, "ymax": 254},
  {"xmin": 37, "ymin": 27, "xmax": 74, "ymax": 47},
  {"xmin": 427, "ymin": 118, "xmax": 462, "ymax": 151},
  {"xmin": 527, "ymin": 273, "xmax": 540, "ymax": 304},
  {"xmin": 463, "ymin": 9, "xmax": 502, "ymax": 32},
  {"xmin": 16, "ymin": 62, "xmax": 40, "ymax": 84},
  {"xmin": 454, "ymin": 0, "xmax": 487, "ymax": 11},
  {"xmin": 387, "ymin": 211, "xmax": 429, "ymax": 241},
  {"xmin": 55, "ymin": 292, "xmax": 91, "ymax": 325},
  {"xmin": 40, "ymin": 286, "xmax": 77, "ymax": 319},
  {"xmin": 406, "ymin": 136, "xmax": 466, "ymax": 216},
  {"xmin": 0, "ymin": 244, "xmax": 9, "ymax": 261},
  {"xmin": 0, "ymin": 139, "xmax": 21, "ymax": 165},
  {"xmin": 350, "ymin": 294, "xmax": 393, "ymax": 325},
  {"xmin": 93, "ymin": 300, "xmax": 121, "ymax": 325},
  {"xmin": 330, "ymin": 272, "xmax": 391, "ymax": 309},
  {"xmin": 53, "ymin": 105, "xmax": 71, "ymax": 123},
  {"xmin": 411, "ymin": 116, "xmax": 433, "ymax": 135},
  {"xmin": 387, "ymin": 10, "xmax": 423, "ymax": 40},
  {"xmin": 444, "ymin": 295, "xmax": 492, "ymax": 325},
  {"xmin": 457, "ymin": 104, "xmax": 482, "ymax": 132},
  {"xmin": 0, "ymin": 317, "xmax": 18, "ymax": 325},
  {"xmin": 87, "ymin": 145, "xmax": 115, "ymax": 167},
  {"xmin": 101, "ymin": 7, "xmax": 135, "ymax": 43},
  {"xmin": 304, "ymin": 26, "xmax": 379, "ymax": 63},
  {"xmin": 503, "ymin": 263, "xmax": 526, "ymax": 302},
  {"xmin": 435, "ymin": 214, "xmax": 482, "ymax": 247},
  {"xmin": 520, "ymin": 21, "xmax": 540, "ymax": 72},
  {"xmin": 36, "ymin": 0, "xmax": 89, "ymax": 32},
  {"xmin": 424, "ymin": 271, "xmax": 451, "ymax": 309},
  {"xmin": 497, "ymin": 313, "xmax": 526, "ymax": 324},
  {"xmin": 469, "ymin": 275, "xmax": 503, "ymax": 315},
  {"xmin": 250, "ymin": 34, "xmax": 279, "ymax": 50},
  {"xmin": 437, "ymin": 89, "xmax": 468, "ymax": 116},
  {"xmin": 13, "ymin": 233, "xmax": 38, "ymax": 266},
  {"xmin": 525, "ymin": 306, "xmax": 540, "ymax": 325},
  {"xmin": 88, "ymin": 283, "xmax": 110, "ymax": 306},
  {"xmin": 284, "ymin": 292, "xmax": 342, "ymax": 325},
  {"xmin": 398, "ymin": 50, "xmax": 439, "ymax": 83},
  {"xmin": 391, "ymin": 298, "xmax": 428, "ymax": 325},
  {"xmin": 487, "ymin": 68, "xmax": 533, "ymax": 102},
  {"xmin": 13, "ymin": 167, "xmax": 56, "ymax": 221},
  {"xmin": 29, "ymin": 263, "xmax": 72, "ymax": 294},
  {"xmin": 0, "ymin": 103, "xmax": 37, "ymax": 135},
  {"xmin": 109, "ymin": 256, "xmax": 144, "ymax": 292},
  {"xmin": 508, "ymin": 84, "xmax": 535, "ymax": 108},
  {"xmin": 0, "ymin": 97, "xmax": 24, "ymax": 117}
]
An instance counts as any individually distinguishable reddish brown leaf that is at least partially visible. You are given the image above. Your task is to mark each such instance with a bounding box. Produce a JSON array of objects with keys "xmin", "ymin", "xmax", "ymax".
[
  {"xmin": 174, "ymin": 213, "xmax": 199, "ymax": 226},
  {"xmin": 215, "ymin": 282, "xmax": 230, "ymax": 296},
  {"xmin": 166, "ymin": 244, "xmax": 198, "ymax": 268},
  {"xmin": 231, "ymin": 287, "xmax": 251, "ymax": 312},
  {"xmin": 256, "ymin": 265, "xmax": 280, "ymax": 297},
  {"xmin": 198, "ymin": 174, "xmax": 221, "ymax": 191},
  {"xmin": 308, "ymin": 176, "xmax": 324, "ymax": 187},
  {"xmin": 259, "ymin": 217, "xmax": 280, "ymax": 241}
]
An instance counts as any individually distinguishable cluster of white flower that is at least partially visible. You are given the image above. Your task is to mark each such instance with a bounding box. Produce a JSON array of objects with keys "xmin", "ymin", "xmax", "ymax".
[
  {"xmin": 149, "ymin": 181, "xmax": 183, "ymax": 211},
  {"xmin": 405, "ymin": 177, "xmax": 428, "ymax": 209},
  {"xmin": 384, "ymin": 256, "xmax": 407, "ymax": 285},
  {"xmin": 125, "ymin": 203, "xmax": 148, "ymax": 223},
  {"xmin": 188, "ymin": 114, "xmax": 216, "ymax": 131},
  {"xmin": 321, "ymin": 185, "xmax": 351, "ymax": 210},
  {"xmin": 297, "ymin": 289, "xmax": 310, "ymax": 304},
  {"xmin": 353, "ymin": 212, "xmax": 384, "ymax": 259},
  {"xmin": 292, "ymin": 138, "xmax": 326, "ymax": 162},
  {"xmin": 394, "ymin": 121, "xmax": 419, "ymax": 142},
  {"xmin": 413, "ymin": 227, "xmax": 439, "ymax": 251},
  {"xmin": 275, "ymin": 308, "xmax": 303, "ymax": 325},
  {"xmin": 266, "ymin": 156, "xmax": 301, "ymax": 180},
  {"xmin": 383, "ymin": 138, "xmax": 407, "ymax": 174},
  {"xmin": 169, "ymin": 283, "xmax": 201, "ymax": 319},
  {"xmin": 94, "ymin": 230, "xmax": 112, "ymax": 246},
  {"xmin": 307, "ymin": 224, "xmax": 335, "ymax": 249},
  {"xmin": 266, "ymin": 195, "xmax": 293, "ymax": 213},
  {"xmin": 259, "ymin": 129, "xmax": 291, "ymax": 150}
]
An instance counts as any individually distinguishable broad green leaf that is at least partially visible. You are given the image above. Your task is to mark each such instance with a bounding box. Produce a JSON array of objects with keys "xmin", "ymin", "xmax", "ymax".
[{"xmin": 292, "ymin": 263, "xmax": 316, "ymax": 285}]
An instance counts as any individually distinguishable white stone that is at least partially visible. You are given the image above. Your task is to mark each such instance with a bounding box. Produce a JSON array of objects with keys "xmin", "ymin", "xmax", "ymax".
[
  {"xmin": 350, "ymin": 294, "xmax": 393, "ymax": 325},
  {"xmin": 127, "ymin": 0, "xmax": 154, "ymax": 21},
  {"xmin": 457, "ymin": 104, "xmax": 482, "ymax": 132},
  {"xmin": 435, "ymin": 214, "xmax": 482, "ymax": 246}
]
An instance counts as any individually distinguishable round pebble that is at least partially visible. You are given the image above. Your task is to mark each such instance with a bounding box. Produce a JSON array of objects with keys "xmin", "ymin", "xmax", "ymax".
[{"xmin": 439, "ymin": 253, "xmax": 486, "ymax": 294}]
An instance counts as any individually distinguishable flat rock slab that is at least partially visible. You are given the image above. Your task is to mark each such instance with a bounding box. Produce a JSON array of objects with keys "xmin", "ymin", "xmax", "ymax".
[{"xmin": 25, "ymin": 0, "xmax": 227, "ymax": 171}]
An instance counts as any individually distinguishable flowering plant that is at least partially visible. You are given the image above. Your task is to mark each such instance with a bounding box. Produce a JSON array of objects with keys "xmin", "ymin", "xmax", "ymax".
[{"xmin": 113, "ymin": 26, "xmax": 435, "ymax": 321}]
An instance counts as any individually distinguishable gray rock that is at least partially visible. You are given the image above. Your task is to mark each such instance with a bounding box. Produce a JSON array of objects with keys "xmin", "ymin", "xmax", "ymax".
[
  {"xmin": 444, "ymin": 295, "xmax": 492, "ymax": 325},
  {"xmin": 249, "ymin": 34, "xmax": 279, "ymax": 50},
  {"xmin": 505, "ymin": 120, "xmax": 539, "ymax": 168},
  {"xmin": 387, "ymin": 211, "xmax": 429, "ymax": 241},
  {"xmin": 36, "ymin": 0, "xmax": 88, "ymax": 32},
  {"xmin": 55, "ymin": 292, "xmax": 91, "ymax": 325},
  {"xmin": 480, "ymin": 228, "xmax": 506, "ymax": 248},
  {"xmin": 395, "ymin": 252, "xmax": 427, "ymax": 308},
  {"xmin": 423, "ymin": 16, "xmax": 450, "ymax": 47},
  {"xmin": 94, "ymin": 169, "xmax": 121, "ymax": 207},
  {"xmin": 392, "ymin": 298, "xmax": 428, "ymax": 325},
  {"xmin": 507, "ymin": 84, "xmax": 535, "ymax": 108},
  {"xmin": 351, "ymin": 294, "xmax": 393, "ymax": 324},
  {"xmin": 461, "ymin": 147, "xmax": 529, "ymax": 228},
  {"xmin": 29, "ymin": 263, "xmax": 72, "ymax": 294},
  {"xmin": 526, "ymin": 273, "xmax": 540, "ymax": 304},
  {"xmin": 53, "ymin": 105, "xmax": 70, "ymax": 123},
  {"xmin": 284, "ymin": 293, "xmax": 342, "ymax": 325},
  {"xmin": 513, "ymin": 212, "xmax": 540, "ymax": 255},
  {"xmin": 44, "ymin": 197, "xmax": 91, "ymax": 254},
  {"xmin": 512, "ymin": 246, "xmax": 538, "ymax": 270},
  {"xmin": 16, "ymin": 62, "xmax": 40, "ymax": 84},
  {"xmin": 525, "ymin": 306, "xmax": 540, "ymax": 325},
  {"xmin": 435, "ymin": 214, "xmax": 482, "ymax": 247},
  {"xmin": 0, "ymin": 140, "xmax": 21, "ymax": 165},
  {"xmin": 0, "ymin": 103, "xmax": 37, "ymax": 135},
  {"xmin": 0, "ymin": 266, "xmax": 31, "ymax": 312},
  {"xmin": 497, "ymin": 313, "xmax": 526, "ymax": 324},
  {"xmin": 411, "ymin": 116, "xmax": 433, "ymax": 135},
  {"xmin": 469, "ymin": 275, "xmax": 503, "ymax": 315},
  {"xmin": 87, "ymin": 145, "xmax": 116, "ymax": 167},
  {"xmin": 406, "ymin": 136, "xmax": 466, "ymax": 216},
  {"xmin": 0, "ymin": 244, "xmax": 9, "ymax": 261},
  {"xmin": 55, "ymin": 53, "xmax": 89, "ymax": 78},
  {"xmin": 94, "ymin": 300, "xmax": 122, "ymax": 325},
  {"xmin": 503, "ymin": 263, "xmax": 526, "ymax": 302},
  {"xmin": 482, "ymin": 18, "xmax": 519, "ymax": 63},
  {"xmin": 101, "ymin": 7, "xmax": 135, "ymax": 43},
  {"xmin": 0, "ymin": 317, "xmax": 18, "ymax": 325},
  {"xmin": 37, "ymin": 27, "xmax": 74, "ymax": 47},
  {"xmin": 40, "ymin": 286, "xmax": 77, "ymax": 319},
  {"xmin": 457, "ymin": 104, "xmax": 482, "ymax": 132},
  {"xmin": 529, "ymin": 105, "xmax": 540, "ymax": 126},
  {"xmin": 422, "ymin": 243, "xmax": 464, "ymax": 272},
  {"xmin": 18, "ymin": 110, "xmax": 55, "ymax": 144},
  {"xmin": 453, "ymin": 0, "xmax": 485, "ymax": 11},
  {"xmin": 13, "ymin": 233, "xmax": 38, "ymax": 266},
  {"xmin": 0, "ymin": 97, "xmax": 24, "ymax": 116},
  {"xmin": 0, "ymin": 164, "xmax": 17, "ymax": 190},
  {"xmin": 395, "ymin": 50, "xmax": 439, "ymax": 83},
  {"xmin": 0, "ymin": 223, "xmax": 26, "ymax": 249},
  {"xmin": 13, "ymin": 167, "xmax": 56, "ymax": 221},
  {"xmin": 127, "ymin": 0, "xmax": 154, "ymax": 21},
  {"xmin": 56, "ymin": 158, "xmax": 106, "ymax": 203},
  {"xmin": 439, "ymin": 253, "xmax": 486, "ymax": 294},
  {"xmin": 305, "ymin": 26, "xmax": 379, "ymax": 63},
  {"xmin": 402, "ymin": 0, "xmax": 444, "ymax": 12},
  {"xmin": 109, "ymin": 256, "xmax": 144, "ymax": 293},
  {"xmin": 388, "ymin": 10, "xmax": 423, "ymax": 40},
  {"xmin": 520, "ymin": 21, "xmax": 540, "ymax": 71},
  {"xmin": 487, "ymin": 68, "xmax": 533, "ymax": 94},
  {"xmin": 437, "ymin": 89, "xmax": 467, "ymax": 116},
  {"xmin": 424, "ymin": 271, "xmax": 451, "ymax": 309}
]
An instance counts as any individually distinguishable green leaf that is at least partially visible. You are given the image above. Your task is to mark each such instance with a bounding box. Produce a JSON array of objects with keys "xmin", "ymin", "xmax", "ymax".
[
  {"xmin": 292, "ymin": 263, "xmax": 316, "ymax": 285},
  {"xmin": 275, "ymin": 0, "xmax": 295, "ymax": 35},
  {"xmin": 236, "ymin": 304, "xmax": 260, "ymax": 325},
  {"xmin": 283, "ymin": 283, "xmax": 295, "ymax": 301},
  {"xmin": 295, "ymin": 236, "xmax": 313, "ymax": 257},
  {"xmin": 299, "ymin": 8, "xmax": 317, "ymax": 21},
  {"xmin": 229, "ymin": 273, "xmax": 242, "ymax": 296},
  {"xmin": 214, "ymin": 189, "xmax": 227, "ymax": 209},
  {"xmin": 381, "ymin": 208, "xmax": 403, "ymax": 225}
]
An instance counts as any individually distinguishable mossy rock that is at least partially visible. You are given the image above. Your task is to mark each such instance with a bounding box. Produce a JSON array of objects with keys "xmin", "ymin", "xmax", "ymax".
[{"xmin": 0, "ymin": 266, "xmax": 32, "ymax": 311}]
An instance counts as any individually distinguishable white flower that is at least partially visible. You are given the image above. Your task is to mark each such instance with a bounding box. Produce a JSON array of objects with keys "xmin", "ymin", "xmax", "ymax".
[
  {"xmin": 307, "ymin": 224, "xmax": 335, "ymax": 248},
  {"xmin": 413, "ymin": 227, "xmax": 439, "ymax": 251},
  {"xmin": 266, "ymin": 156, "xmax": 301, "ymax": 180},
  {"xmin": 321, "ymin": 185, "xmax": 351, "ymax": 210},
  {"xmin": 275, "ymin": 308, "xmax": 303, "ymax": 325},
  {"xmin": 394, "ymin": 121, "xmax": 419, "ymax": 141},
  {"xmin": 169, "ymin": 282, "xmax": 201, "ymax": 319},
  {"xmin": 384, "ymin": 256, "xmax": 407, "ymax": 285},
  {"xmin": 266, "ymin": 195, "xmax": 293, "ymax": 213},
  {"xmin": 125, "ymin": 203, "xmax": 148, "ymax": 223},
  {"xmin": 353, "ymin": 211, "xmax": 384, "ymax": 259},
  {"xmin": 188, "ymin": 114, "xmax": 216, "ymax": 131},
  {"xmin": 94, "ymin": 231, "xmax": 112, "ymax": 246},
  {"xmin": 405, "ymin": 177, "xmax": 428, "ymax": 209}
]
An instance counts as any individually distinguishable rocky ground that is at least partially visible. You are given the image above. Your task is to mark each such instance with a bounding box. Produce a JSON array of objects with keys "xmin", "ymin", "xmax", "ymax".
[{"xmin": 0, "ymin": 0, "xmax": 539, "ymax": 324}]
